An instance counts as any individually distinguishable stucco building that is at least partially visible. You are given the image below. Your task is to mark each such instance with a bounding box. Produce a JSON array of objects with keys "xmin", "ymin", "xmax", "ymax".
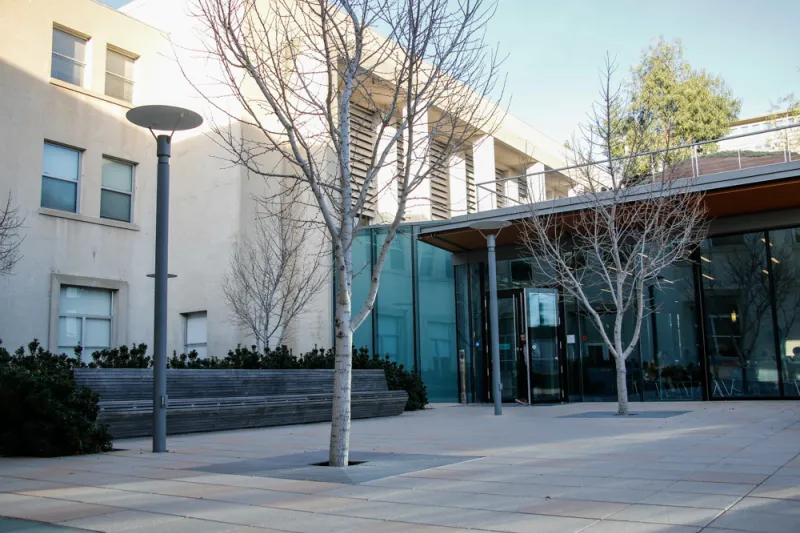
[{"xmin": 0, "ymin": 0, "xmax": 569, "ymax": 362}]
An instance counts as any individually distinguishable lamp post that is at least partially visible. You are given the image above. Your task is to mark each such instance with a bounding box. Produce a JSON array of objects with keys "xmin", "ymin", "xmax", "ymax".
[
  {"xmin": 469, "ymin": 220, "xmax": 511, "ymax": 416},
  {"xmin": 126, "ymin": 105, "xmax": 203, "ymax": 453}
]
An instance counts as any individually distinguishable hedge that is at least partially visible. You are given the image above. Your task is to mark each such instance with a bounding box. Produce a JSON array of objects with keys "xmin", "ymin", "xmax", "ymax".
[{"xmin": 0, "ymin": 340, "xmax": 113, "ymax": 457}]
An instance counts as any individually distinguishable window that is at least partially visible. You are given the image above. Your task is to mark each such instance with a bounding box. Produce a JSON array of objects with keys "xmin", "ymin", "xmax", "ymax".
[
  {"xmin": 710, "ymin": 234, "xmax": 745, "ymax": 247},
  {"xmin": 58, "ymin": 286, "xmax": 113, "ymax": 360},
  {"xmin": 184, "ymin": 311, "xmax": 208, "ymax": 358},
  {"xmin": 101, "ymin": 157, "xmax": 134, "ymax": 222},
  {"xmin": 42, "ymin": 142, "xmax": 80, "ymax": 212},
  {"xmin": 105, "ymin": 48, "xmax": 135, "ymax": 102},
  {"xmin": 51, "ymin": 27, "xmax": 87, "ymax": 86}
]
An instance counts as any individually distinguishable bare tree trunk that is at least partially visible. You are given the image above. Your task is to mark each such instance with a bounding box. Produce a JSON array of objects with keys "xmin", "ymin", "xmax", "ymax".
[
  {"xmin": 330, "ymin": 236, "xmax": 353, "ymax": 467},
  {"xmin": 330, "ymin": 311, "xmax": 353, "ymax": 465},
  {"xmin": 615, "ymin": 354, "xmax": 629, "ymax": 415}
]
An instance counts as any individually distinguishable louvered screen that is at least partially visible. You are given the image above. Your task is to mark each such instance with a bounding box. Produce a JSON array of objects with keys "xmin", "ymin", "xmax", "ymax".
[
  {"xmin": 350, "ymin": 103, "xmax": 377, "ymax": 219},
  {"xmin": 495, "ymin": 168, "xmax": 505, "ymax": 208},
  {"xmin": 397, "ymin": 129, "xmax": 404, "ymax": 198},
  {"xmin": 430, "ymin": 139, "xmax": 450, "ymax": 220},
  {"xmin": 518, "ymin": 176, "xmax": 529, "ymax": 203},
  {"xmin": 465, "ymin": 150, "xmax": 476, "ymax": 213}
]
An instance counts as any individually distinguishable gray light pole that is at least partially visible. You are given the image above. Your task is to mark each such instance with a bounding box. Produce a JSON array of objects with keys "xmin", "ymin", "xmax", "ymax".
[
  {"xmin": 470, "ymin": 220, "xmax": 511, "ymax": 416},
  {"xmin": 126, "ymin": 105, "xmax": 203, "ymax": 453}
]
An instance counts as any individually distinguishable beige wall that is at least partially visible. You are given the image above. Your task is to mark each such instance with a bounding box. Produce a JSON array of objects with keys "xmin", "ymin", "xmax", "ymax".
[
  {"xmin": 0, "ymin": 0, "xmax": 564, "ymax": 359},
  {"xmin": 0, "ymin": 0, "xmax": 333, "ymax": 357}
]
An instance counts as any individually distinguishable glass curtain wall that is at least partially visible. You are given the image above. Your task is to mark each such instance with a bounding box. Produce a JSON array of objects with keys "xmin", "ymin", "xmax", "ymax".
[
  {"xmin": 352, "ymin": 224, "xmax": 800, "ymax": 404},
  {"xmin": 374, "ymin": 229, "xmax": 415, "ymax": 370},
  {"xmin": 700, "ymin": 233, "xmax": 780, "ymax": 397},
  {"xmin": 770, "ymin": 228, "xmax": 800, "ymax": 397},
  {"xmin": 640, "ymin": 263, "xmax": 703, "ymax": 401},
  {"xmin": 346, "ymin": 225, "xmax": 459, "ymax": 403},
  {"xmin": 416, "ymin": 241, "xmax": 458, "ymax": 402}
]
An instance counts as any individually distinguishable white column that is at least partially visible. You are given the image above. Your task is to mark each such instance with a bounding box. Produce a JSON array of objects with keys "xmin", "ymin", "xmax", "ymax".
[
  {"xmin": 473, "ymin": 135, "xmax": 496, "ymax": 212},
  {"xmin": 448, "ymin": 152, "xmax": 468, "ymax": 217},
  {"xmin": 504, "ymin": 177, "xmax": 519, "ymax": 206},
  {"xmin": 404, "ymin": 106, "xmax": 432, "ymax": 221},
  {"xmin": 526, "ymin": 161, "xmax": 546, "ymax": 203},
  {"xmin": 375, "ymin": 124, "xmax": 398, "ymax": 223}
]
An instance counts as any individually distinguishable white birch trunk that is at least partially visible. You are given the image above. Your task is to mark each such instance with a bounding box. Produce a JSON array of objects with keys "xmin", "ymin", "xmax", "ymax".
[
  {"xmin": 615, "ymin": 353, "xmax": 629, "ymax": 416},
  {"xmin": 329, "ymin": 248, "xmax": 353, "ymax": 466}
]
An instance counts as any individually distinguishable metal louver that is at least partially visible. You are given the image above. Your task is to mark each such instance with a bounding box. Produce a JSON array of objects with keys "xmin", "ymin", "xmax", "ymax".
[
  {"xmin": 518, "ymin": 176, "xmax": 529, "ymax": 202},
  {"xmin": 465, "ymin": 150, "xmax": 476, "ymax": 213},
  {"xmin": 349, "ymin": 103, "xmax": 378, "ymax": 219},
  {"xmin": 430, "ymin": 139, "xmax": 450, "ymax": 220},
  {"xmin": 495, "ymin": 168, "xmax": 505, "ymax": 208}
]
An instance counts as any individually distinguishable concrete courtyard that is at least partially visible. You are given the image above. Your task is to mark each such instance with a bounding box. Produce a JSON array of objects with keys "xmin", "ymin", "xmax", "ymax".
[{"xmin": 1, "ymin": 402, "xmax": 800, "ymax": 533}]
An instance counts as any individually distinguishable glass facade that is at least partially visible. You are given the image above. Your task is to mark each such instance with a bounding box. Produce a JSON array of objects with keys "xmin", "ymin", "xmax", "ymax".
[
  {"xmin": 348, "ymin": 224, "xmax": 459, "ymax": 402},
  {"xmin": 343, "ymin": 223, "xmax": 800, "ymax": 404},
  {"xmin": 452, "ymin": 226, "xmax": 800, "ymax": 403}
]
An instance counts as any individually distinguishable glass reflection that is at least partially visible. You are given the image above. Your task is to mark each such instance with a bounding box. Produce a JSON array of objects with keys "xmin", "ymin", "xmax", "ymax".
[
  {"xmin": 640, "ymin": 263, "xmax": 702, "ymax": 400},
  {"xmin": 701, "ymin": 233, "xmax": 780, "ymax": 397},
  {"xmin": 417, "ymin": 241, "xmax": 457, "ymax": 402},
  {"xmin": 375, "ymin": 230, "xmax": 414, "ymax": 370},
  {"xmin": 767, "ymin": 228, "xmax": 800, "ymax": 397}
]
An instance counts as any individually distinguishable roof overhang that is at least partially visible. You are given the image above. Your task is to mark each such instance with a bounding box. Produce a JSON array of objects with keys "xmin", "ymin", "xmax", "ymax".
[{"xmin": 419, "ymin": 161, "xmax": 800, "ymax": 253}]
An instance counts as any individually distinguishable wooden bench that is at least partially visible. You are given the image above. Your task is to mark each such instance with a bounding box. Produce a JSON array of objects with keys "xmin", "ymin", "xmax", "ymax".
[{"xmin": 73, "ymin": 368, "xmax": 408, "ymax": 439}]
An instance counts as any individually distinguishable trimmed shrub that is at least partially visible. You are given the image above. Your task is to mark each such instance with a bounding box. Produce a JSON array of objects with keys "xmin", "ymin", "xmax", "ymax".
[
  {"xmin": 89, "ymin": 343, "xmax": 151, "ymax": 368},
  {"xmin": 0, "ymin": 340, "xmax": 113, "ymax": 457}
]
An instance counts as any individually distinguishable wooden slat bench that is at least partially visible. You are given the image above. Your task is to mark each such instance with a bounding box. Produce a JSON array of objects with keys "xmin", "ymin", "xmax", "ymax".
[{"xmin": 73, "ymin": 368, "xmax": 408, "ymax": 439}]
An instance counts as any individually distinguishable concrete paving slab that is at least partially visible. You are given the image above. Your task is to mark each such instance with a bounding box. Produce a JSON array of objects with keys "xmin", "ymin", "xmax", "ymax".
[
  {"xmin": 581, "ymin": 520, "xmax": 701, "ymax": 532},
  {"xmin": 637, "ymin": 491, "xmax": 741, "ymax": 509},
  {"xmin": 606, "ymin": 503, "xmax": 722, "ymax": 526},
  {"xmin": 0, "ymin": 517, "xmax": 94, "ymax": 532},
  {"xmin": 708, "ymin": 509, "xmax": 800, "ymax": 532},
  {"xmin": 517, "ymin": 498, "xmax": 628, "ymax": 519},
  {"xmin": 2, "ymin": 401, "xmax": 800, "ymax": 533}
]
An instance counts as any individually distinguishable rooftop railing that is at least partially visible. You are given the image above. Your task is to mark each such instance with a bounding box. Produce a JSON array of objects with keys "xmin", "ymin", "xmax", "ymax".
[{"xmin": 479, "ymin": 123, "xmax": 800, "ymax": 206}]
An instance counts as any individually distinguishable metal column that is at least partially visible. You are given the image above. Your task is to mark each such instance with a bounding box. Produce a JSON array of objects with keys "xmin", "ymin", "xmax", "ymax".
[
  {"xmin": 153, "ymin": 134, "xmax": 171, "ymax": 453},
  {"xmin": 487, "ymin": 233, "xmax": 502, "ymax": 415}
]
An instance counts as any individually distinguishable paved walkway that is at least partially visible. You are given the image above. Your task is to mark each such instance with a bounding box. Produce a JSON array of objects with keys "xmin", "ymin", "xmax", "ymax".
[{"xmin": 2, "ymin": 402, "xmax": 800, "ymax": 533}]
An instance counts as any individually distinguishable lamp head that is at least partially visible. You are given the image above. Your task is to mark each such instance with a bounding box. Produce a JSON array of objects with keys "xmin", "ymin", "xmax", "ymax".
[{"xmin": 126, "ymin": 105, "xmax": 203, "ymax": 132}]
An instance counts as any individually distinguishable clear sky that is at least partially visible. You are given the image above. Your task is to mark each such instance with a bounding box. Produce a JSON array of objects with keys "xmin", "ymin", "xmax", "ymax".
[{"xmin": 102, "ymin": 0, "xmax": 798, "ymax": 144}]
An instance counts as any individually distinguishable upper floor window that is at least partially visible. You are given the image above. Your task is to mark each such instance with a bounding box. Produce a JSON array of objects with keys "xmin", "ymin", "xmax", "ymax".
[
  {"xmin": 51, "ymin": 27, "xmax": 87, "ymax": 87},
  {"xmin": 105, "ymin": 48, "xmax": 136, "ymax": 103},
  {"xmin": 42, "ymin": 142, "xmax": 81, "ymax": 213},
  {"xmin": 101, "ymin": 157, "xmax": 134, "ymax": 222}
]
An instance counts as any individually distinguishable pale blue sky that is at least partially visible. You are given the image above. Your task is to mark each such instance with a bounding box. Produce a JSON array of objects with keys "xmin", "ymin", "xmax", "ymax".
[{"xmin": 103, "ymin": 0, "xmax": 798, "ymax": 143}]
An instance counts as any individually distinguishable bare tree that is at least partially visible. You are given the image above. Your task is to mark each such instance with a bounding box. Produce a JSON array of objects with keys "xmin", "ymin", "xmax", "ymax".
[
  {"xmin": 519, "ymin": 59, "xmax": 708, "ymax": 415},
  {"xmin": 190, "ymin": 0, "xmax": 502, "ymax": 464},
  {"xmin": 0, "ymin": 193, "xmax": 24, "ymax": 276},
  {"xmin": 223, "ymin": 204, "xmax": 326, "ymax": 350}
]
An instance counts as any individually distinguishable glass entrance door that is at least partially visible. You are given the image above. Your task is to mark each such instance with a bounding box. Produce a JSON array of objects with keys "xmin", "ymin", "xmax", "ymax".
[
  {"xmin": 489, "ymin": 288, "xmax": 564, "ymax": 404},
  {"xmin": 525, "ymin": 288, "xmax": 563, "ymax": 402},
  {"xmin": 497, "ymin": 295, "xmax": 520, "ymax": 402}
]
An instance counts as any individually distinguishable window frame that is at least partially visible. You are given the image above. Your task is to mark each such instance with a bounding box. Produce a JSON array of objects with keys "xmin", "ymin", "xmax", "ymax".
[
  {"xmin": 51, "ymin": 25, "xmax": 89, "ymax": 88},
  {"xmin": 48, "ymin": 274, "xmax": 128, "ymax": 356},
  {"xmin": 104, "ymin": 45, "xmax": 137, "ymax": 103},
  {"xmin": 183, "ymin": 311, "xmax": 208, "ymax": 356},
  {"xmin": 58, "ymin": 286, "xmax": 114, "ymax": 358},
  {"xmin": 42, "ymin": 141, "xmax": 82, "ymax": 213},
  {"xmin": 100, "ymin": 155, "xmax": 136, "ymax": 223}
]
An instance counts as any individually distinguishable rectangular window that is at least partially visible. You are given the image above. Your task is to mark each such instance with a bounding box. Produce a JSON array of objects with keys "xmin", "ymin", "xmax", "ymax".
[
  {"xmin": 184, "ymin": 311, "xmax": 208, "ymax": 358},
  {"xmin": 101, "ymin": 157, "xmax": 134, "ymax": 222},
  {"xmin": 42, "ymin": 142, "xmax": 80, "ymax": 212},
  {"xmin": 58, "ymin": 285, "xmax": 113, "ymax": 360},
  {"xmin": 51, "ymin": 27, "xmax": 87, "ymax": 86},
  {"xmin": 105, "ymin": 48, "xmax": 135, "ymax": 102}
]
